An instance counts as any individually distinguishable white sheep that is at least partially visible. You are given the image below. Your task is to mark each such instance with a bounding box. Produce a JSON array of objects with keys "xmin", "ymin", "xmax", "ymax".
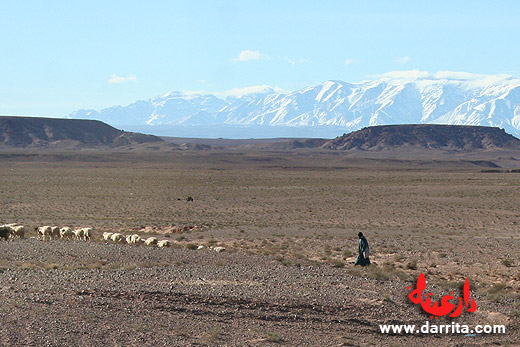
[
  {"xmin": 60, "ymin": 227, "xmax": 73, "ymax": 240},
  {"xmin": 212, "ymin": 246, "xmax": 226, "ymax": 253},
  {"xmin": 110, "ymin": 233, "xmax": 126, "ymax": 244},
  {"xmin": 157, "ymin": 240, "xmax": 171, "ymax": 248},
  {"xmin": 49, "ymin": 226, "xmax": 60, "ymax": 240},
  {"xmin": 82, "ymin": 228, "xmax": 92, "ymax": 241},
  {"xmin": 36, "ymin": 226, "xmax": 52, "ymax": 240},
  {"xmin": 130, "ymin": 234, "xmax": 142, "ymax": 244},
  {"xmin": 125, "ymin": 235, "xmax": 133, "ymax": 244},
  {"xmin": 9, "ymin": 225, "xmax": 25, "ymax": 239},
  {"xmin": 103, "ymin": 232, "xmax": 113, "ymax": 241},
  {"xmin": 73, "ymin": 228, "xmax": 84, "ymax": 240},
  {"xmin": 144, "ymin": 237, "xmax": 158, "ymax": 246}
]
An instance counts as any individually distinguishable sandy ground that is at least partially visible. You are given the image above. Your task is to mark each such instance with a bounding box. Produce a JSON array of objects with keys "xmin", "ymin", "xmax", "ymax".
[{"xmin": 0, "ymin": 149, "xmax": 519, "ymax": 346}]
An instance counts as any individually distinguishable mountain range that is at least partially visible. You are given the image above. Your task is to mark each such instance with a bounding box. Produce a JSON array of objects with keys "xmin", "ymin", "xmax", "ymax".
[{"xmin": 70, "ymin": 75, "xmax": 520, "ymax": 138}]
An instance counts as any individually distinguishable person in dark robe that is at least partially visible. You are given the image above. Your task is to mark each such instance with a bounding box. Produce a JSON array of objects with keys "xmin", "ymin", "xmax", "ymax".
[{"xmin": 354, "ymin": 232, "xmax": 370, "ymax": 266}]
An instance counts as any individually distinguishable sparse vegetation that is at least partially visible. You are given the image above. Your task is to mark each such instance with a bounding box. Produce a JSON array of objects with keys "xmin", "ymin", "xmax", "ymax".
[
  {"xmin": 0, "ymin": 149, "xmax": 519, "ymax": 345},
  {"xmin": 266, "ymin": 332, "xmax": 283, "ymax": 343},
  {"xmin": 343, "ymin": 249, "xmax": 353, "ymax": 258},
  {"xmin": 406, "ymin": 259, "xmax": 417, "ymax": 270},
  {"xmin": 329, "ymin": 259, "xmax": 345, "ymax": 268},
  {"xmin": 204, "ymin": 326, "xmax": 222, "ymax": 343},
  {"xmin": 383, "ymin": 295, "xmax": 393, "ymax": 303},
  {"xmin": 339, "ymin": 335, "xmax": 356, "ymax": 346},
  {"xmin": 487, "ymin": 283, "xmax": 508, "ymax": 294}
]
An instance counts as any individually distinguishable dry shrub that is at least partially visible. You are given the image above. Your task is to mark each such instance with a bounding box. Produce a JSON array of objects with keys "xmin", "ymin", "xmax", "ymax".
[
  {"xmin": 343, "ymin": 249, "xmax": 353, "ymax": 258},
  {"xmin": 85, "ymin": 261, "xmax": 106, "ymax": 270},
  {"xmin": 19, "ymin": 261, "xmax": 55, "ymax": 270},
  {"xmin": 203, "ymin": 326, "xmax": 222, "ymax": 343},
  {"xmin": 406, "ymin": 259, "xmax": 417, "ymax": 270},
  {"xmin": 394, "ymin": 254, "xmax": 405, "ymax": 262},
  {"xmin": 329, "ymin": 259, "xmax": 345, "ymax": 268},
  {"xmin": 0, "ymin": 261, "xmax": 8, "ymax": 270},
  {"xmin": 486, "ymin": 282, "xmax": 514, "ymax": 302},
  {"xmin": 367, "ymin": 266, "xmax": 390, "ymax": 281},
  {"xmin": 487, "ymin": 283, "xmax": 508, "ymax": 295},
  {"xmin": 266, "ymin": 332, "xmax": 283, "ymax": 342},
  {"xmin": 275, "ymin": 255, "xmax": 292, "ymax": 266},
  {"xmin": 437, "ymin": 280, "xmax": 459, "ymax": 291},
  {"xmin": 44, "ymin": 263, "xmax": 60, "ymax": 270},
  {"xmin": 19, "ymin": 261, "xmax": 40, "ymax": 270}
]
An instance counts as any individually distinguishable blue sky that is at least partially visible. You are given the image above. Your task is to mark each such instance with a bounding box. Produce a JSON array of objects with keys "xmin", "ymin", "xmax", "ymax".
[{"xmin": 1, "ymin": 1, "xmax": 520, "ymax": 117}]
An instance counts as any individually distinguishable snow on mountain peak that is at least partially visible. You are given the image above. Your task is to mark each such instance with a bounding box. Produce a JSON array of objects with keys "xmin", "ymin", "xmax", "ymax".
[{"xmin": 70, "ymin": 72, "xmax": 520, "ymax": 138}]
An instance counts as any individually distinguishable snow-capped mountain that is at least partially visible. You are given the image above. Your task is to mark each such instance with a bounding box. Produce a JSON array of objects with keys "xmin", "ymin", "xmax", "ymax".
[{"xmin": 70, "ymin": 75, "xmax": 520, "ymax": 138}]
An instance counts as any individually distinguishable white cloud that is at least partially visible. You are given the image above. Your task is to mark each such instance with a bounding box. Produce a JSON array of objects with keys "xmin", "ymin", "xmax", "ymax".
[
  {"xmin": 231, "ymin": 50, "xmax": 267, "ymax": 62},
  {"xmin": 371, "ymin": 70, "xmax": 514, "ymax": 86},
  {"xmin": 374, "ymin": 70, "xmax": 430, "ymax": 80},
  {"xmin": 395, "ymin": 56, "xmax": 411, "ymax": 64},
  {"xmin": 433, "ymin": 71, "xmax": 485, "ymax": 80},
  {"xmin": 180, "ymin": 85, "xmax": 289, "ymax": 99},
  {"xmin": 344, "ymin": 59, "xmax": 356, "ymax": 65},
  {"xmin": 108, "ymin": 74, "xmax": 137, "ymax": 84},
  {"xmin": 432, "ymin": 71, "xmax": 513, "ymax": 82},
  {"xmin": 284, "ymin": 57, "xmax": 308, "ymax": 65},
  {"xmin": 223, "ymin": 85, "xmax": 288, "ymax": 97}
]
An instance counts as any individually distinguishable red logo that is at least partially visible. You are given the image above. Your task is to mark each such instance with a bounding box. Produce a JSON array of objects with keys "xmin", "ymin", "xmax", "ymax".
[{"xmin": 406, "ymin": 273, "xmax": 477, "ymax": 319}]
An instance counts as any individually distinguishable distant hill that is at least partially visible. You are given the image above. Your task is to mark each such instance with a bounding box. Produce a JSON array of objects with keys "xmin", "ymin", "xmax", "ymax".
[
  {"xmin": 321, "ymin": 124, "xmax": 520, "ymax": 151},
  {"xmin": 240, "ymin": 138, "xmax": 328, "ymax": 150},
  {"xmin": 0, "ymin": 116, "xmax": 163, "ymax": 148},
  {"xmin": 161, "ymin": 136, "xmax": 314, "ymax": 147}
]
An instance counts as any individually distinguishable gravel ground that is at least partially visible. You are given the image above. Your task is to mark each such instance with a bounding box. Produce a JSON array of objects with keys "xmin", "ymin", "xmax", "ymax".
[{"xmin": 0, "ymin": 239, "xmax": 517, "ymax": 346}]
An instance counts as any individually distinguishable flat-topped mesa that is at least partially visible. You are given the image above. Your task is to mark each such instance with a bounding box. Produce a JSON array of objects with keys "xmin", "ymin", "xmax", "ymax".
[
  {"xmin": 0, "ymin": 116, "xmax": 163, "ymax": 148},
  {"xmin": 321, "ymin": 124, "xmax": 520, "ymax": 151}
]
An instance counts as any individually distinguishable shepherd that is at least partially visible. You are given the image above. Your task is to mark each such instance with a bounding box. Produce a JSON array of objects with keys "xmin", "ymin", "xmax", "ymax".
[{"xmin": 355, "ymin": 232, "xmax": 370, "ymax": 266}]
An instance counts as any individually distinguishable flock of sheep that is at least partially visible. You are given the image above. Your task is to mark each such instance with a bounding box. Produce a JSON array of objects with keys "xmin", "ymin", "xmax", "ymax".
[
  {"xmin": 0, "ymin": 223, "xmax": 226, "ymax": 252},
  {"xmin": 0, "ymin": 223, "xmax": 171, "ymax": 248},
  {"xmin": 37, "ymin": 226, "xmax": 92, "ymax": 241},
  {"xmin": 0, "ymin": 224, "xmax": 96, "ymax": 242},
  {"xmin": 102, "ymin": 232, "xmax": 172, "ymax": 248}
]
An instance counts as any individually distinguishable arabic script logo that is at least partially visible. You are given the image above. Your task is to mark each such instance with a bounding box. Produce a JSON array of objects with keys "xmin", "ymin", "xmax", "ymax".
[{"xmin": 406, "ymin": 273, "xmax": 477, "ymax": 319}]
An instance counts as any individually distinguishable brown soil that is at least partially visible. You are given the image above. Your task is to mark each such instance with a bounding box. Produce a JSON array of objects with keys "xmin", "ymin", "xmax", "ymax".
[{"xmin": 0, "ymin": 149, "xmax": 519, "ymax": 346}]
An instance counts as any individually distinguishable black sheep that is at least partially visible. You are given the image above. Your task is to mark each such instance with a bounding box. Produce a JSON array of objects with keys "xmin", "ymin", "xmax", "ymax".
[{"xmin": 0, "ymin": 227, "xmax": 10, "ymax": 240}]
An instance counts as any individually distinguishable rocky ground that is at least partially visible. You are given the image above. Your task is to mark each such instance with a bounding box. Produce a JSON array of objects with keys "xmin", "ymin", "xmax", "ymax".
[
  {"xmin": 1, "ymin": 150, "xmax": 519, "ymax": 346},
  {"xmin": 0, "ymin": 238, "xmax": 517, "ymax": 346}
]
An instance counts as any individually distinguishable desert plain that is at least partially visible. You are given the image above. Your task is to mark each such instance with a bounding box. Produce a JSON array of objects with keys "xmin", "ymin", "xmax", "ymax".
[{"xmin": 0, "ymin": 147, "xmax": 519, "ymax": 346}]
